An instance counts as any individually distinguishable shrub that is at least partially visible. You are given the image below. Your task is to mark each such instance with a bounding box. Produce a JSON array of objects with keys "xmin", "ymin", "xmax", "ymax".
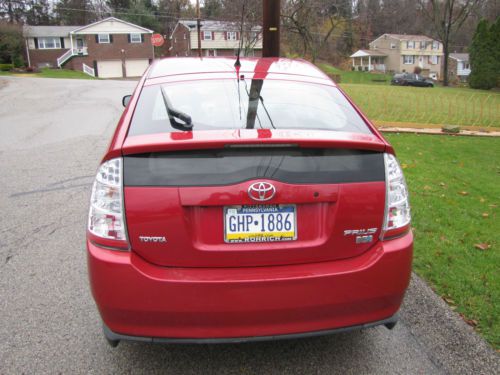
[
  {"xmin": 12, "ymin": 54, "xmax": 24, "ymax": 68},
  {"xmin": 0, "ymin": 63, "xmax": 13, "ymax": 71}
]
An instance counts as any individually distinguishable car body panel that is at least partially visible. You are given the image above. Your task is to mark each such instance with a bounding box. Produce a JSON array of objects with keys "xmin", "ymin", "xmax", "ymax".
[
  {"xmin": 88, "ymin": 231, "xmax": 412, "ymax": 339},
  {"xmin": 88, "ymin": 57, "xmax": 412, "ymax": 342}
]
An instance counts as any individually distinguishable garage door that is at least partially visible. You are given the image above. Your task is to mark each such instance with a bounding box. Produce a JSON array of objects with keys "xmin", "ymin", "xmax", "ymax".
[
  {"xmin": 125, "ymin": 59, "xmax": 150, "ymax": 77},
  {"xmin": 96, "ymin": 60, "xmax": 123, "ymax": 79}
]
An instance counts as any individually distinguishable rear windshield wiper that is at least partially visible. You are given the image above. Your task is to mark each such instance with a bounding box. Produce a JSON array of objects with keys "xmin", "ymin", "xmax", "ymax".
[{"xmin": 160, "ymin": 86, "xmax": 193, "ymax": 131}]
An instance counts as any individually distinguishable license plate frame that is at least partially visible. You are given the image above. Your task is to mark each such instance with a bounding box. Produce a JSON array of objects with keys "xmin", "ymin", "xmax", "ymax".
[{"xmin": 224, "ymin": 205, "xmax": 297, "ymax": 244}]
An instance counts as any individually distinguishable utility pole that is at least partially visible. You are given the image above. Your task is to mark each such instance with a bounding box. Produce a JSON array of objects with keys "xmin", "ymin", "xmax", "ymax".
[
  {"xmin": 196, "ymin": 0, "xmax": 202, "ymax": 58},
  {"xmin": 262, "ymin": 0, "xmax": 280, "ymax": 57}
]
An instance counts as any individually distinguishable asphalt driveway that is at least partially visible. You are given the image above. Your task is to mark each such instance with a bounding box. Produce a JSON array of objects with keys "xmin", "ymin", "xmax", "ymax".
[{"xmin": 0, "ymin": 76, "xmax": 498, "ymax": 374}]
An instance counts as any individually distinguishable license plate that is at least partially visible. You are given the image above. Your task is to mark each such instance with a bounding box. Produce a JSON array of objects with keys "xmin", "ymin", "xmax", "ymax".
[{"xmin": 224, "ymin": 205, "xmax": 297, "ymax": 243}]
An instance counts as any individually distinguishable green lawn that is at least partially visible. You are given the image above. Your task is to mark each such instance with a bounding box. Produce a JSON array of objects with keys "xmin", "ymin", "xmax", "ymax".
[
  {"xmin": 319, "ymin": 63, "xmax": 393, "ymax": 84},
  {"xmin": 318, "ymin": 64, "xmax": 500, "ymax": 128},
  {"xmin": 343, "ymin": 84, "xmax": 500, "ymax": 128},
  {"xmin": 0, "ymin": 68, "xmax": 95, "ymax": 80},
  {"xmin": 385, "ymin": 133, "xmax": 499, "ymax": 348}
]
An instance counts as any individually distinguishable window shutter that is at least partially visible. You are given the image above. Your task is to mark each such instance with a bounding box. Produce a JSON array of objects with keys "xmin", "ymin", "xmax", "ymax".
[
  {"xmin": 109, "ymin": 34, "xmax": 113, "ymax": 43},
  {"xmin": 60, "ymin": 37, "xmax": 65, "ymax": 49},
  {"xmin": 128, "ymin": 34, "xmax": 131, "ymax": 43},
  {"xmin": 95, "ymin": 35, "xmax": 99, "ymax": 43},
  {"xmin": 34, "ymin": 37, "xmax": 38, "ymax": 49},
  {"xmin": 237, "ymin": 32, "xmax": 240, "ymax": 40},
  {"xmin": 141, "ymin": 34, "xmax": 144, "ymax": 43},
  {"xmin": 212, "ymin": 32, "xmax": 215, "ymax": 40},
  {"xmin": 224, "ymin": 32, "xmax": 227, "ymax": 40},
  {"xmin": 201, "ymin": 32, "xmax": 205, "ymax": 40},
  {"xmin": 93, "ymin": 60, "xmax": 98, "ymax": 77}
]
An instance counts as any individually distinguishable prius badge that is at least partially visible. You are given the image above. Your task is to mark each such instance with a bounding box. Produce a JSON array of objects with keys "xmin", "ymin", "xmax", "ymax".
[
  {"xmin": 344, "ymin": 228, "xmax": 377, "ymax": 244},
  {"xmin": 248, "ymin": 182, "xmax": 276, "ymax": 202}
]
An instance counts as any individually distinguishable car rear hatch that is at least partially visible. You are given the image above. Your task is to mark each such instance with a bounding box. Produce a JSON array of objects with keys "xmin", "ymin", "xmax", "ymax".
[{"xmin": 122, "ymin": 129, "xmax": 387, "ymax": 268}]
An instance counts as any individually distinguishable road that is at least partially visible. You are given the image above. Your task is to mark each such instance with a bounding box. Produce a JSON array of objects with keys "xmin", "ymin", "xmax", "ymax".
[{"xmin": 0, "ymin": 76, "xmax": 498, "ymax": 374}]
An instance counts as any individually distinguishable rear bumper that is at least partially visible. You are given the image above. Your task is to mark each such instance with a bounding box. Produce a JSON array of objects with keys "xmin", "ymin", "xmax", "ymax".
[{"xmin": 87, "ymin": 231, "xmax": 413, "ymax": 340}]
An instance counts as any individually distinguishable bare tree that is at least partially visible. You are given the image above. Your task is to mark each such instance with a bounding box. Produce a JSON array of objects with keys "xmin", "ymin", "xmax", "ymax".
[
  {"xmin": 418, "ymin": 0, "xmax": 481, "ymax": 86},
  {"xmin": 282, "ymin": 0, "xmax": 343, "ymax": 63}
]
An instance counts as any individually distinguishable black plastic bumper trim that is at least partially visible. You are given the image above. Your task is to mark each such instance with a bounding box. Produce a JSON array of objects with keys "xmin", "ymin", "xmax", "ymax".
[{"xmin": 103, "ymin": 313, "xmax": 399, "ymax": 345}]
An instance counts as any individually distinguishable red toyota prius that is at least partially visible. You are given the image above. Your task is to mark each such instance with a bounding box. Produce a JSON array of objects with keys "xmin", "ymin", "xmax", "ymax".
[{"xmin": 87, "ymin": 57, "xmax": 412, "ymax": 346}]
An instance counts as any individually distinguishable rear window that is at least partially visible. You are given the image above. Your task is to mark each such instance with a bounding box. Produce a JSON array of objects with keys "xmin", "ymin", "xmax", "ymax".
[
  {"xmin": 124, "ymin": 148, "xmax": 385, "ymax": 186},
  {"xmin": 128, "ymin": 80, "xmax": 371, "ymax": 136}
]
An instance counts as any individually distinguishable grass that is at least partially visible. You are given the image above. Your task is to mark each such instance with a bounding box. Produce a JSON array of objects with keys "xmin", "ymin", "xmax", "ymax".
[
  {"xmin": 0, "ymin": 68, "xmax": 95, "ymax": 80},
  {"xmin": 319, "ymin": 63, "xmax": 393, "ymax": 84},
  {"xmin": 342, "ymin": 84, "xmax": 500, "ymax": 128},
  {"xmin": 385, "ymin": 133, "xmax": 499, "ymax": 348},
  {"xmin": 318, "ymin": 63, "xmax": 500, "ymax": 128}
]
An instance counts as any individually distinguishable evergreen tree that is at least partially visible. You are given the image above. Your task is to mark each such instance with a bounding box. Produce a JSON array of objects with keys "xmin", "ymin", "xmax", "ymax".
[
  {"xmin": 54, "ymin": 0, "xmax": 93, "ymax": 25},
  {"xmin": 469, "ymin": 19, "xmax": 496, "ymax": 90},
  {"xmin": 122, "ymin": 0, "xmax": 160, "ymax": 31}
]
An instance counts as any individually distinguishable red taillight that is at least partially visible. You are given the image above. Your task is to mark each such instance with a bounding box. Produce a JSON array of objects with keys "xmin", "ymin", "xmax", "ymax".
[
  {"xmin": 88, "ymin": 158, "xmax": 129, "ymax": 250},
  {"xmin": 381, "ymin": 153, "xmax": 411, "ymax": 240}
]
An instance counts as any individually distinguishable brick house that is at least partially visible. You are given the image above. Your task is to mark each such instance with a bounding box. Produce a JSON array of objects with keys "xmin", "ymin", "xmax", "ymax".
[
  {"xmin": 170, "ymin": 20, "xmax": 262, "ymax": 58},
  {"xmin": 350, "ymin": 34, "xmax": 444, "ymax": 79},
  {"xmin": 23, "ymin": 17, "xmax": 154, "ymax": 78}
]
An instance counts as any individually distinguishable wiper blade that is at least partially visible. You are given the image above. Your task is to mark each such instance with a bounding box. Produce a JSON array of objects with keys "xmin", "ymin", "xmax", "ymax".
[{"xmin": 160, "ymin": 86, "xmax": 193, "ymax": 131}]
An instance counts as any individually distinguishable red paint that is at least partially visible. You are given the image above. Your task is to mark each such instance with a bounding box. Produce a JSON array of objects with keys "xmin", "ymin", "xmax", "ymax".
[{"xmin": 88, "ymin": 57, "xmax": 413, "ymax": 341}]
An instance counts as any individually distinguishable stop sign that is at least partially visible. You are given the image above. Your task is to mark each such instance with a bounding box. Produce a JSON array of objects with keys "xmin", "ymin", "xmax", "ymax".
[{"xmin": 151, "ymin": 33, "xmax": 164, "ymax": 47}]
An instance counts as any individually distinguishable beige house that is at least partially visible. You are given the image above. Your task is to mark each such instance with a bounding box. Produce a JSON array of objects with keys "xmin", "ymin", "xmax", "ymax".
[{"xmin": 350, "ymin": 34, "xmax": 444, "ymax": 79}]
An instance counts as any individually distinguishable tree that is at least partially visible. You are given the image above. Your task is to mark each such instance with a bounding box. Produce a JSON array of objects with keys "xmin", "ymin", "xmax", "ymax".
[
  {"xmin": 0, "ymin": 22, "xmax": 24, "ymax": 66},
  {"xmin": 54, "ymin": 0, "xmax": 94, "ymax": 25},
  {"xmin": 469, "ymin": 19, "xmax": 496, "ymax": 89},
  {"xmin": 282, "ymin": 0, "xmax": 345, "ymax": 63},
  {"xmin": 418, "ymin": 0, "xmax": 481, "ymax": 86},
  {"xmin": 203, "ymin": 0, "xmax": 223, "ymax": 19},
  {"xmin": 0, "ymin": 0, "xmax": 26, "ymax": 23},
  {"xmin": 25, "ymin": 0, "xmax": 53, "ymax": 25},
  {"xmin": 121, "ymin": 0, "xmax": 160, "ymax": 31}
]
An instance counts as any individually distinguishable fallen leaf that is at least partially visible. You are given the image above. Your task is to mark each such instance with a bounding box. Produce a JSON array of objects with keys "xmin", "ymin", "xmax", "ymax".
[
  {"xmin": 424, "ymin": 185, "xmax": 432, "ymax": 191},
  {"xmin": 490, "ymin": 204, "xmax": 498, "ymax": 208},
  {"xmin": 439, "ymin": 182, "xmax": 446, "ymax": 187},
  {"xmin": 474, "ymin": 243, "xmax": 491, "ymax": 251},
  {"xmin": 459, "ymin": 314, "xmax": 478, "ymax": 327},
  {"xmin": 482, "ymin": 213, "xmax": 489, "ymax": 218},
  {"xmin": 401, "ymin": 163, "xmax": 408, "ymax": 169},
  {"xmin": 443, "ymin": 296, "xmax": 456, "ymax": 305},
  {"xmin": 458, "ymin": 191, "xmax": 469, "ymax": 196},
  {"xmin": 480, "ymin": 198, "xmax": 486, "ymax": 203}
]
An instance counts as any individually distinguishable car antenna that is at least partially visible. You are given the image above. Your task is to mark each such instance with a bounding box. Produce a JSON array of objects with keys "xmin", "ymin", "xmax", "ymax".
[{"xmin": 235, "ymin": 0, "xmax": 247, "ymax": 121}]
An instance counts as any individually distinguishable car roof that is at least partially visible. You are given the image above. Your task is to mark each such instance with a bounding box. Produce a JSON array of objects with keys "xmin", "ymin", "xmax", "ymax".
[{"xmin": 146, "ymin": 57, "xmax": 332, "ymax": 85}]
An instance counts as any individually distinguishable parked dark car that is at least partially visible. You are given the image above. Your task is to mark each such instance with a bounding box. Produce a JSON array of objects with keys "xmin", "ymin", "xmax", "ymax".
[{"xmin": 391, "ymin": 73, "xmax": 434, "ymax": 87}]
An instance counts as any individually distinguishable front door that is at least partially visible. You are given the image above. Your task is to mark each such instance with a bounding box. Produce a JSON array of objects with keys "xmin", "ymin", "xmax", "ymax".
[{"xmin": 76, "ymin": 38, "xmax": 84, "ymax": 48}]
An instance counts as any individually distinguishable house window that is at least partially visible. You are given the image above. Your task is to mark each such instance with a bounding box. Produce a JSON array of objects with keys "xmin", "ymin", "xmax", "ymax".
[
  {"xmin": 203, "ymin": 31, "xmax": 212, "ymax": 40},
  {"xmin": 406, "ymin": 41, "xmax": 415, "ymax": 49},
  {"xmin": 98, "ymin": 34, "xmax": 110, "ymax": 43},
  {"xmin": 390, "ymin": 43, "xmax": 396, "ymax": 49},
  {"xmin": 38, "ymin": 37, "xmax": 61, "ymax": 49},
  {"xmin": 429, "ymin": 55, "xmax": 439, "ymax": 65},
  {"xmin": 420, "ymin": 41, "xmax": 427, "ymax": 49},
  {"xmin": 130, "ymin": 33, "xmax": 142, "ymax": 43},
  {"xmin": 227, "ymin": 31, "xmax": 237, "ymax": 41},
  {"xmin": 373, "ymin": 44, "xmax": 377, "ymax": 49},
  {"xmin": 464, "ymin": 63, "xmax": 470, "ymax": 70},
  {"xmin": 403, "ymin": 55, "xmax": 414, "ymax": 64},
  {"xmin": 183, "ymin": 33, "xmax": 187, "ymax": 40},
  {"xmin": 432, "ymin": 41, "xmax": 439, "ymax": 50}
]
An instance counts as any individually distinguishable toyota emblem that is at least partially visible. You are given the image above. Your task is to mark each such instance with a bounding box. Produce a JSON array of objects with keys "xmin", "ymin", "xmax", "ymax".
[{"xmin": 248, "ymin": 182, "xmax": 276, "ymax": 202}]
